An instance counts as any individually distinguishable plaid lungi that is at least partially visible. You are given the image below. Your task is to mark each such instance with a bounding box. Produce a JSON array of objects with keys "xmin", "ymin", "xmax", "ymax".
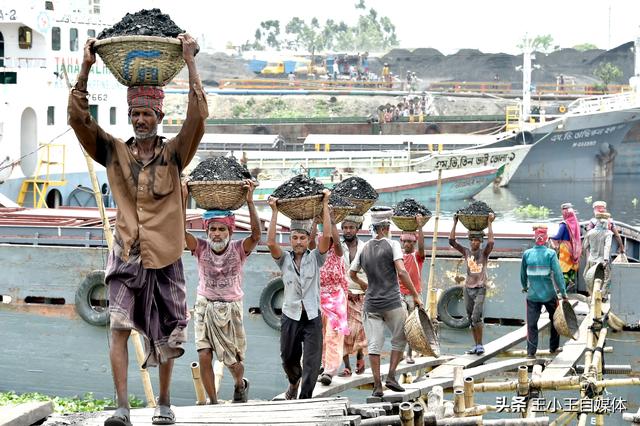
[
  {"xmin": 106, "ymin": 250, "xmax": 188, "ymax": 368},
  {"xmin": 342, "ymin": 292, "xmax": 367, "ymax": 355},
  {"xmin": 194, "ymin": 296, "xmax": 246, "ymax": 367}
]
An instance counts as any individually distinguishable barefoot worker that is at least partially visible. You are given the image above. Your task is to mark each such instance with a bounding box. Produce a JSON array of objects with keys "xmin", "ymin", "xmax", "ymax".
[
  {"xmin": 266, "ymin": 189, "xmax": 332, "ymax": 399},
  {"xmin": 184, "ymin": 180, "xmax": 260, "ymax": 404},
  {"xmin": 69, "ymin": 34, "xmax": 207, "ymax": 426},
  {"xmin": 349, "ymin": 207, "xmax": 423, "ymax": 397}
]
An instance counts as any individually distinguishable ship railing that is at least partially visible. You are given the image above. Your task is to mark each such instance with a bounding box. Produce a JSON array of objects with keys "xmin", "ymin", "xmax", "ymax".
[
  {"xmin": 0, "ymin": 56, "xmax": 47, "ymax": 69},
  {"xmin": 567, "ymin": 92, "xmax": 638, "ymax": 115}
]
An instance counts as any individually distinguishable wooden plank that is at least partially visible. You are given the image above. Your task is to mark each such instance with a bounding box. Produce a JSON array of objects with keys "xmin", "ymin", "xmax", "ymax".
[
  {"xmin": 541, "ymin": 307, "xmax": 593, "ymax": 379},
  {"xmin": 0, "ymin": 401, "xmax": 54, "ymax": 426}
]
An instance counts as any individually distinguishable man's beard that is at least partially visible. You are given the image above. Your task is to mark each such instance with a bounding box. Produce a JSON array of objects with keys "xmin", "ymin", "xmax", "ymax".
[
  {"xmin": 134, "ymin": 126, "xmax": 158, "ymax": 140},
  {"xmin": 208, "ymin": 237, "xmax": 230, "ymax": 253},
  {"xmin": 343, "ymin": 234, "xmax": 356, "ymax": 242}
]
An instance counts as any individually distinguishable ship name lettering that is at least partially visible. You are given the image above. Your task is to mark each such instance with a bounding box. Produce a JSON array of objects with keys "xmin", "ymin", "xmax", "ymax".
[{"xmin": 0, "ymin": 9, "xmax": 17, "ymax": 21}]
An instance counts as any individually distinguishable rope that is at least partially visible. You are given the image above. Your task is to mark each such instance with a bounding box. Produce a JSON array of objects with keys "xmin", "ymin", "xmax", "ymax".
[{"xmin": 0, "ymin": 127, "xmax": 73, "ymax": 173}]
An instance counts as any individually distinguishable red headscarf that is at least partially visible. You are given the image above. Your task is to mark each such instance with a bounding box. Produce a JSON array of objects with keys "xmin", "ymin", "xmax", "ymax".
[
  {"xmin": 562, "ymin": 207, "xmax": 582, "ymax": 262},
  {"xmin": 204, "ymin": 215, "xmax": 236, "ymax": 233},
  {"xmin": 127, "ymin": 86, "xmax": 164, "ymax": 115},
  {"xmin": 533, "ymin": 226, "xmax": 548, "ymax": 246}
]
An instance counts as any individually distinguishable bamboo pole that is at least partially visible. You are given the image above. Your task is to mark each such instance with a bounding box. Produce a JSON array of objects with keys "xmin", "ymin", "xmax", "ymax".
[
  {"xmin": 453, "ymin": 389, "xmax": 466, "ymax": 416},
  {"xmin": 453, "ymin": 366, "xmax": 464, "ymax": 392},
  {"xmin": 463, "ymin": 377, "xmax": 474, "ymax": 408},
  {"xmin": 577, "ymin": 413, "xmax": 588, "ymax": 426},
  {"xmin": 526, "ymin": 364, "xmax": 543, "ymax": 418},
  {"xmin": 399, "ymin": 402, "xmax": 414, "ymax": 426},
  {"xmin": 190, "ymin": 362, "xmax": 207, "ymax": 405},
  {"xmin": 428, "ymin": 288, "xmax": 439, "ymax": 320},
  {"xmin": 60, "ymin": 63, "xmax": 155, "ymax": 408},
  {"xmin": 550, "ymin": 411, "xmax": 577, "ymax": 426},
  {"xmin": 498, "ymin": 347, "xmax": 612, "ymax": 357},
  {"xmin": 462, "ymin": 405, "xmax": 489, "ymax": 417},
  {"xmin": 426, "ymin": 168, "xmax": 443, "ymax": 310},
  {"xmin": 413, "ymin": 402, "xmax": 424, "ymax": 426},
  {"xmin": 517, "ymin": 365, "xmax": 529, "ymax": 396}
]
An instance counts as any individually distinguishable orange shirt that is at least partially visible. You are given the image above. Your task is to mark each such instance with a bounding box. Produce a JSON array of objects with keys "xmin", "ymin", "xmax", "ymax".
[
  {"xmin": 68, "ymin": 82, "xmax": 209, "ymax": 268},
  {"xmin": 399, "ymin": 252, "xmax": 424, "ymax": 295}
]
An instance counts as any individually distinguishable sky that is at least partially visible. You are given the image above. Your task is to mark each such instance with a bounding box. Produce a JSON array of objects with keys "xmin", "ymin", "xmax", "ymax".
[{"xmin": 103, "ymin": 0, "xmax": 640, "ymax": 54}]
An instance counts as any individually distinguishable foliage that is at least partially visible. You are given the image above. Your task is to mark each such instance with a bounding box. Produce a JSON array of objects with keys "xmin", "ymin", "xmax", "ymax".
[
  {"xmin": 517, "ymin": 34, "xmax": 556, "ymax": 53},
  {"xmin": 573, "ymin": 43, "xmax": 598, "ymax": 52},
  {"xmin": 244, "ymin": 0, "xmax": 398, "ymax": 53},
  {"xmin": 594, "ymin": 62, "xmax": 623, "ymax": 87},
  {"xmin": 0, "ymin": 391, "xmax": 144, "ymax": 414},
  {"xmin": 513, "ymin": 204, "xmax": 550, "ymax": 219}
]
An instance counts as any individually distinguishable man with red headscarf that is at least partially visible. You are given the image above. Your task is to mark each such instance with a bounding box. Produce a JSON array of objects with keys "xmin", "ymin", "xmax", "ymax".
[
  {"xmin": 69, "ymin": 34, "xmax": 207, "ymax": 425},
  {"xmin": 521, "ymin": 225, "xmax": 569, "ymax": 358},
  {"xmin": 587, "ymin": 201, "xmax": 625, "ymax": 255},
  {"xmin": 550, "ymin": 203, "xmax": 582, "ymax": 291},
  {"xmin": 184, "ymin": 179, "xmax": 260, "ymax": 404}
]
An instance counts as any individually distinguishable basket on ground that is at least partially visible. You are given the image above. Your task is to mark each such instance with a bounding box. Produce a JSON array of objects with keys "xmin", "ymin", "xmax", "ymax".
[
  {"xmin": 391, "ymin": 215, "xmax": 431, "ymax": 231},
  {"xmin": 404, "ymin": 307, "xmax": 440, "ymax": 357},
  {"xmin": 94, "ymin": 36, "xmax": 185, "ymax": 86},
  {"xmin": 344, "ymin": 197, "xmax": 376, "ymax": 215},
  {"xmin": 456, "ymin": 214, "xmax": 489, "ymax": 232},
  {"xmin": 277, "ymin": 194, "xmax": 324, "ymax": 220},
  {"xmin": 553, "ymin": 300, "xmax": 579, "ymax": 340},
  {"xmin": 188, "ymin": 181, "xmax": 247, "ymax": 210}
]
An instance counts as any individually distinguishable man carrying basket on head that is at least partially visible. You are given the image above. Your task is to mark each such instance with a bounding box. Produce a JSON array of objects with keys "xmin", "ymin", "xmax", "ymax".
[{"xmin": 69, "ymin": 34, "xmax": 207, "ymax": 426}]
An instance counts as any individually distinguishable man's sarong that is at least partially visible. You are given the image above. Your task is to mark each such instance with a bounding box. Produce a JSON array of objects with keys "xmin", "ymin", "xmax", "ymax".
[
  {"xmin": 106, "ymin": 251, "xmax": 188, "ymax": 368},
  {"xmin": 342, "ymin": 293, "xmax": 367, "ymax": 355},
  {"xmin": 194, "ymin": 296, "xmax": 246, "ymax": 367}
]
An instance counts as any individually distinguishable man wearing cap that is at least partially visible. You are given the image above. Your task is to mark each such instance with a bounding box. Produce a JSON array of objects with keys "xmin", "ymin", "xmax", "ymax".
[
  {"xmin": 449, "ymin": 213, "xmax": 495, "ymax": 355},
  {"xmin": 398, "ymin": 220, "xmax": 426, "ymax": 364},
  {"xmin": 587, "ymin": 201, "xmax": 624, "ymax": 255},
  {"xmin": 521, "ymin": 225, "xmax": 569, "ymax": 358},
  {"xmin": 183, "ymin": 180, "xmax": 260, "ymax": 404},
  {"xmin": 583, "ymin": 213, "xmax": 613, "ymax": 291},
  {"xmin": 69, "ymin": 34, "xmax": 207, "ymax": 425},
  {"xmin": 266, "ymin": 189, "xmax": 332, "ymax": 400},
  {"xmin": 340, "ymin": 215, "xmax": 368, "ymax": 377},
  {"xmin": 550, "ymin": 203, "xmax": 582, "ymax": 291},
  {"xmin": 349, "ymin": 208, "xmax": 423, "ymax": 397}
]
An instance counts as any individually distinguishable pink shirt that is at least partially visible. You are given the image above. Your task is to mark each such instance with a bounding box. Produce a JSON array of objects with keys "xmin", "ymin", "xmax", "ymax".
[{"xmin": 193, "ymin": 238, "xmax": 248, "ymax": 302}]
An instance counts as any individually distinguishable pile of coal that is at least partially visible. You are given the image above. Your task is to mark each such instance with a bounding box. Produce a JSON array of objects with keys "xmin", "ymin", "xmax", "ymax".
[
  {"xmin": 457, "ymin": 200, "xmax": 494, "ymax": 216},
  {"xmin": 98, "ymin": 9, "xmax": 184, "ymax": 39},
  {"xmin": 332, "ymin": 177, "xmax": 378, "ymax": 200},
  {"xmin": 393, "ymin": 198, "xmax": 431, "ymax": 217},
  {"xmin": 189, "ymin": 156, "xmax": 252, "ymax": 181},
  {"xmin": 328, "ymin": 193, "xmax": 355, "ymax": 207},
  {"xmin": 272, "ymin": 175, "xmax": 324, "ymax": 199}
]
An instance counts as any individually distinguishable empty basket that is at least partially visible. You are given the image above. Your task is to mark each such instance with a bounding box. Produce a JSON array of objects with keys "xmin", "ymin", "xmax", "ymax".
[
  {"xmin": 344, "ymin": 197, "xmax": 376, "ymax": 215},
  {"xmin": 391, "ymin": 215, "xmax": 431, "ymax": 231},
  {"xmin": 188, "ymin": 181, "xmax": 247, "ymax": 210},
  {"xmin": 404, "ymin": 307, "xmax": 440, "ymax": 357},
  {"xmin": 553, "ymin": 300, "xmax": 579, "ymax": 340},
  {"xmin": 94, "ymin": 35, "xmax": 185, "ymax": 86},
  {"xmin": 277, "ymin": 194, "xmax": 324, "ymax": 220},
  {"xmin": 457, "ymin": 214, "xmax": 489, "ymax": 232}
]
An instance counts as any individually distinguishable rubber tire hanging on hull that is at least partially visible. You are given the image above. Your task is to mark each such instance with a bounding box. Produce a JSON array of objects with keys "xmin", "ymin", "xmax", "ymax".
[
  {"xmin": 75, "ymin": 270, "xmax": 109, "ymax": 327},
  {"xmin": 259, "ymin": 277, "xmax": 284, "ymax": 331},
  {"xmin": 437, "ymin": 286, "xmax": 470, "ymax": 329}
]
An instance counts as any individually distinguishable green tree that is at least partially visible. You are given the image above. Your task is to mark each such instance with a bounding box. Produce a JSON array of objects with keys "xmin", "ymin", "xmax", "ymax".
[
  {"xmin": 594, "ymin": 62, "xmax": 623, "ymax": 89},
  {"xmin": 517, "ymin": 34, "xmax": 555, "ymax": 52},
  {"xmin": 573, "ymin": 43, "xmax": 598, "ymax": 52}
]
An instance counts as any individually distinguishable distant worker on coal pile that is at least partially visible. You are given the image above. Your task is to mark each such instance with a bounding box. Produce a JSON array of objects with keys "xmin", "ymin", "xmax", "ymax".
[
  {"xmin": 549, "ymin": 203, "xmax": 582, "ymax": 292},
  {"xmin": 68, "ymin": 34, "xmax": 207, "ymax": 425},
  {"xmin": 521, "ymin": 225, "xmax": 569, "ymax": 359},
  {"xmin": 398, "ymin": 224, "xmax": 426, "ymax": 364},
  {"xmin": 583, "ymin": 213, "xmax": 614, "ymax": 292},
  {"xmin": 587, "ymin": 201, "xmax": 625, "ymax": 256},
  {"xmin": 382, "ymin": 62, "xmax": 392, "ymax": 88},
  {"xmin": 183, "ymin": 180, "xmax": 260, "ymax": 404},
  {"xmin": 340, "ymin": 215, "xmax": 368, "ymax": 378},
  {"xmin": 449, "ymin": 212, "xmax": 495, "ymax": 355},
  {"xmin": 266, "ymin": 189, "xmax": 332, "ymax": 399},
  {"xmin": 349, "ymin": 208, "xmax": 423, "ymax": 397}
]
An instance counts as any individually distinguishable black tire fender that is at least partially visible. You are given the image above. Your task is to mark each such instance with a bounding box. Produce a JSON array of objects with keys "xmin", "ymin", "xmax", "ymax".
[
  {"xmin": 75, "ymin": 270, "xmax": 109, "ymax": 327},
  {"xmin": 259, "ymin": 277, "xmax": 284, "ymax": 331},
  {"xmin": 437, "ymin": 286, "xmax": 470, "ymax": 329}
]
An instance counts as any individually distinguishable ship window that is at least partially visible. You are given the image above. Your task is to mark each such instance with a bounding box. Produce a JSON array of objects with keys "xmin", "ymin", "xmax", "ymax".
[
  {"xmin": 70, "ymin": 28, "xmax": 79, "ymax": 51},
  {"xmin": 51, "ymin": 27, "xmax": 60, "ymax": 51},
  {"xmin": 18, "ymin": 27, "xmax": 33, "ymax": 49},
  {"xmin": 24, "ymin": 296, "xmax": 66, "ymax": 305},
  {"xmin": 110, "ymin": 107, "xmax": 116, "ymax": 125},
  {"xmin": 0, "ymin": 72, "xmax": 17, "ymax": 84},
  {"xmin": 87, "ymin": 29, "xmax": 95, "ymax": 38},
  {"xmin": 47, "ymin": 106, "xmax": 55, "ymax": 125},
  {"xmin": 0, "ymin": 295, "xmax": 12, "ymax": 304},
  {"xmin": 45, "ymin": 1, "xmax": 54, "ymax": 10},
  {"xmin": 89, "ymin": 104, "xmax": 98, "ymax": 121}
]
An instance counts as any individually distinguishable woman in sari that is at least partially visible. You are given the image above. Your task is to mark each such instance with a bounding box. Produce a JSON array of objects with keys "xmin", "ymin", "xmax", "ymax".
[{"xmin": 550, "ymin": 203, "xmax": 582, "ymax": 291}]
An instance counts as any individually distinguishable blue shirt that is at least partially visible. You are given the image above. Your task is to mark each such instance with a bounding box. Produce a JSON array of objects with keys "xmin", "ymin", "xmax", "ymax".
[
  {"xmin": 551, "ymin": 222, "xmax": 570, "ymax": 241},
  {"xmin": 520, "ymin": 245, "xmax": 567, "ymax": 302},
  {"xmin": 275, "ymin": 249, "xmax": 326, "ymax": 321}
]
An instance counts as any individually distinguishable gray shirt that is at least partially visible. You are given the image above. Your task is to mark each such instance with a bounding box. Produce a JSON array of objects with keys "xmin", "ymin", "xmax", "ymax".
[
  {"xmin": 276, "ymin": 249, "xmax": 326, "ymax": 321},
  {"xmin": 350, "ymin": 238, "xmax": 403, "ymax": 313}
]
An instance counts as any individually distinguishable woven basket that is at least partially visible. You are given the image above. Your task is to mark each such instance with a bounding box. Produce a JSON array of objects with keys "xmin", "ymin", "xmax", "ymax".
[
  {"xmin": 277, "ymin": 194, "xmax": 324, "ymax": 220},
  {"xmin": 404, "ymin": 307, "xmax": 440, "ymax": 357},
  {"xmin": 391, "ymin": 215, "xmax": 431, "ymax": 231},
  {"xmin": 94, "ymin": 36, "xmax": 185, "ymax": 86},
  {"xmin": 553, "ymin": 300, "xmax": 579, "ymax": 340},
  {"xmin": 457, "ymin": 214, "xmax": 489, "ymax": 232},
  {"xmin": 344, "ymin": 197, "xmax": 376, "ymax": 215},
  {"xmin": 316, "ymin": 205, "xmax": 356, "ymax": 224},
  {"xmin": 188, "ymin": 181, "xmax": 247, "ymax": 210}
]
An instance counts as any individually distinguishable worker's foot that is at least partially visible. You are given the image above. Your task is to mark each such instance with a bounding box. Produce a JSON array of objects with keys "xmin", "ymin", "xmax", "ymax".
[
  {"xmin": 465, "ymin": 345, "xmax": 478, "ymax": 355},
  {"xmin": 319, "ymin": 373, "xmax": 333, "ymax": 386},
  {"xmin": 475, "ymin": 344, "xmax": 485, "ymax": 355},
  {"xmin": 405, "ymin": 355, "xmax": 415, "ymax": 364},
  {"xmin": 527, "ymin": 354, "xmax": 536, "ymax": 360},
  {"xmin": 384, "ymin": 378, "xmax": 405, "ymax": 392}
]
